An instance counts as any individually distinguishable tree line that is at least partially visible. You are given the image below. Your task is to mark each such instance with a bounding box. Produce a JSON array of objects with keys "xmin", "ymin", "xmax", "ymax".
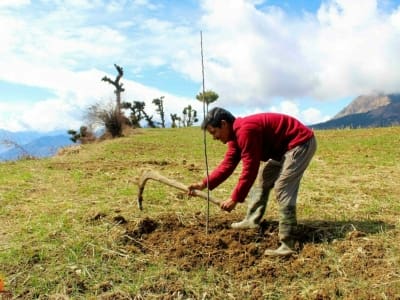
[{"xmin": 68, "ymin": 64, "xmax": 219, "ymax": 143}]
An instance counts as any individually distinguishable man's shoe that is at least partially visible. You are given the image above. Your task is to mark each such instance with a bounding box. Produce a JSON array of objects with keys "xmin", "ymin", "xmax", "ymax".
[
  {"xmin": 231, "ymin": 219, "xmax": 259, "ymax": 229},
  {"xmin": 264, "ymin": 241, "xmax": 296, "ymax": 256}
]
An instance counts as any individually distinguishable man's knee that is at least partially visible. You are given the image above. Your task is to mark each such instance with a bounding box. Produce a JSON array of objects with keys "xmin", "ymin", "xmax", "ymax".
[{"xmin": 261, "ymin": 160, "xmax": 281, "ymax": 189}]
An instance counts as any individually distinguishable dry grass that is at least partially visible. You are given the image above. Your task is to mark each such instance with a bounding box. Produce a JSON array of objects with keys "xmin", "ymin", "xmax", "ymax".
[{"xmin": 0, "ymin": 126, "xmax": 399, "ymax": 299}]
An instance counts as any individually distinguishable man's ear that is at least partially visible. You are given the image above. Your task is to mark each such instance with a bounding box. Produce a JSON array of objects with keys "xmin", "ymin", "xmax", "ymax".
[{"xmin": 220, "ymin": 120, "xmax": 227, "ymax": 128}]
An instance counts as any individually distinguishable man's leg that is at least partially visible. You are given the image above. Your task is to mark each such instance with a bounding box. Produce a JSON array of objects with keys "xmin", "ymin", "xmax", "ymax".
[
  {"xmin": 231, "ymin": 159, "xmax": 281, "ymax": 229},
  {"xmin": 264, "ymin": 137, "xmax": 317, "ymax": 256}
]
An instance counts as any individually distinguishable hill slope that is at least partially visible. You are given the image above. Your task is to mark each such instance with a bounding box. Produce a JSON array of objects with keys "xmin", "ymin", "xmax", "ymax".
[{"xmin": 0, "ymin": 127, "xmax": 399, "ymax": 299}]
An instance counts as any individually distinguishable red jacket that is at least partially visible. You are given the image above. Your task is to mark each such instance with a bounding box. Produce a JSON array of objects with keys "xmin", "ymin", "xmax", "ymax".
[{"xmin": 202, "ymin": 113, "xmax": 314, "ymax": 203}]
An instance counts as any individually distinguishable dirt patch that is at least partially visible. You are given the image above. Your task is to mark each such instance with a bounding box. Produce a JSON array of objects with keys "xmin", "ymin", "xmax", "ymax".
[
  {"xmin": 112, "ymin": 213, "xmax": 396, "ymax": 299},
  {"xmin": 121, "ymin": 214, "xmax": 278, "ymax": 273},
  {"xmin": 119, "ymin": 214, "xmax": 355, "ymax": 275}
]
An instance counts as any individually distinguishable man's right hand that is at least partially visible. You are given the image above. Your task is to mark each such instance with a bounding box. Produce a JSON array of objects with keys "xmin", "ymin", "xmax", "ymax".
[{"xmin": 220, "ymin": 198, "xmax": 237, "ymax": 212}]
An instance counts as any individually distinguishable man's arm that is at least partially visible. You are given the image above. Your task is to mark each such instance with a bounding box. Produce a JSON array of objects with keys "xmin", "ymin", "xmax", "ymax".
[
  {"xmin": 201, "ymin": 141, "xmax": 241, "ymax": 190},
  {"xmin": 230, "ymin": 129, "xmax": 263, "ymax": 203}
]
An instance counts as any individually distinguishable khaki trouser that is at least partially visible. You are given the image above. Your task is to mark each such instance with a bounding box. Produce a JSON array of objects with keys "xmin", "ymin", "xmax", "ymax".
[{"xmin": 244, "ymin": 136, "xmax": 317, "ymax": 242}]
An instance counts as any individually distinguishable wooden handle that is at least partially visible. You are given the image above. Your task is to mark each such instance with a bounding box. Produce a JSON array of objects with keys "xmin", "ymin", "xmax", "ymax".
[{"xmin": 137, "ymin": 169, "xmax": 221, "ymax": 210}]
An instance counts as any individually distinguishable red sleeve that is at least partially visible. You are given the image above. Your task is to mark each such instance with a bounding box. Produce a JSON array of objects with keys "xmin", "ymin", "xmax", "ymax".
[
  {"xmin": 202, "ymin": 141, "xmax": 240, "ymax": 190},
  {"xmin": 230, "ymin": 127, "xmax": 262, "ymax": 203}
]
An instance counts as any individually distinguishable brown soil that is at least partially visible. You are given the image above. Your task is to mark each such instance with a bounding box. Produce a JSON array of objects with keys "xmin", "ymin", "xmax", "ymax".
[
  {"xmin": 122, "ymin": 213, "xmax": 281, "ymax": 275},
  {"xmin": 111, "ymin": 212, "xmax": 397, "ymax": 299},
  {"xmin": 121, "ymin": 213, "xmax": 374, "ymax": 263}
]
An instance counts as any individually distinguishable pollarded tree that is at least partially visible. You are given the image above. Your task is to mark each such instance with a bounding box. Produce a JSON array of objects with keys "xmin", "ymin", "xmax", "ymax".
[
  {"xmin": 182, "ymin": 105, "xmax": 198, "ymax": 127},
  {"xmin": 100, "ymin": 64, "xmax": 127, "ymax": 137},
  {"xmin": 122, "ymin": 101, "xmax": 145, "ymax": 128},
  {"xmin": 122, "ymin": 100, "xmax": 156, "ymax": 128},
  {"xmin": 170, "ymin": 113, "xmax": 180, "ymax": 128},
  {"xmin": 152, "ymin": 96, "xmax": 165, "ymax": 128},
  {"xmin": 102, "ymin": 64, "xmax": 125, "ymax": 115},
  {"xmin": 67, "ymin": 126, "xmax": 96, "ymax": 144},
  {"xmin": 143, "ymin": 113, "xmax": 156, "ymax": 128},
  {"xmin": 196, "ymin": 90, "xmax": 219, "ymax": 105}
]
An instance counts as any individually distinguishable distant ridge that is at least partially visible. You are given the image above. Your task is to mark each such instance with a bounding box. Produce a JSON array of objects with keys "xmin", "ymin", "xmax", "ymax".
[
  {"xmin": 0, "ymin": 132, "xmax": 73, "ymax": 161},
  {"xmin": 311, "ymin": 93, "xmax": 400, "ymax": 129}
]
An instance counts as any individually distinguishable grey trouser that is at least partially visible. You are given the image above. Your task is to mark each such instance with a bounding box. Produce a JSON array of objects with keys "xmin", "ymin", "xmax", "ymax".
[{"xmin": 244, "ymin": 136, "xmax": 317, "ymax": 242}]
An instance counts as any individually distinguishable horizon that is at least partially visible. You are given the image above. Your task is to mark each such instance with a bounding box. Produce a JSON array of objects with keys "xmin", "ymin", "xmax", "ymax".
[{"xmin": 1, "ymin": 0, "xmax": 400, "ymax": 133}]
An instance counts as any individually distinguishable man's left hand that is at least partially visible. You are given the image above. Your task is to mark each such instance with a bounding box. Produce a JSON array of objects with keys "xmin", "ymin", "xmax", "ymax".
[{"xmin": 220, "ymin": 199, "xmax": 237, "ymax": 212}]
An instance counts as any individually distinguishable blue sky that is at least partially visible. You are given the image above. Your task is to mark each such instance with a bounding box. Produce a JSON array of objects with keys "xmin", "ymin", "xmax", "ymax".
[{"xmin": 1, "ymin": 0, "xmax": 400, "ymax": 132}]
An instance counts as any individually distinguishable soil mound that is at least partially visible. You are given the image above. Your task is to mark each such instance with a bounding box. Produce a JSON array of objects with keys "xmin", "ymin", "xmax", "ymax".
[
  {"xmin": 96, "ymin": 213, "xmax": 394, "ymax": 299},
  {"xmin": 120, "ymin": 213, "xmax": 339, "ymax": 277}
]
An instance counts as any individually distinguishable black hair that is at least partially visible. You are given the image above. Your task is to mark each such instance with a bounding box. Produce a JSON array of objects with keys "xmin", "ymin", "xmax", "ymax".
[{"xmin": 201, "ymin": 107, "xmax": 236, "ymax": 130}]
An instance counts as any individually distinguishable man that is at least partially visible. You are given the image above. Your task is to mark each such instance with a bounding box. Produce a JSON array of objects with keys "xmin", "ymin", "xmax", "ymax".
[{"xmin": 188, "ymin": 107, "xmax": 316, "ymax": 256}]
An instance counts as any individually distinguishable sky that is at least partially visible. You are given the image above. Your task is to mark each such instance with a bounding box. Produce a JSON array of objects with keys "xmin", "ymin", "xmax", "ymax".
[{"xmin": 0, "ymin": 0, "xmax": 400, "ymax": 132}]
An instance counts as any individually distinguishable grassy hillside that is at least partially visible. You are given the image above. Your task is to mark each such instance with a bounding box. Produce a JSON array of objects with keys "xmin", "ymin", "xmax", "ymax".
[{"xmin": 0, "ymin": 126, "xmax": 399, "ymax": 299}]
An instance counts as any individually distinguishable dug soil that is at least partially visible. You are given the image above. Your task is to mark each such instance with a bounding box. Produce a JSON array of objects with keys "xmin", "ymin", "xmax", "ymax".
[{"xmin": 110, "ymin": 212, "xmax": 396, "ymax": 299}]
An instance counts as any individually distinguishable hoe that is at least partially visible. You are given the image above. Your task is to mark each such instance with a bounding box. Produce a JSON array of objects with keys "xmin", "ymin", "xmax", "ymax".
[{"xmin": 137, "ymin": 169, "xmax": 221, "ymax": 210}]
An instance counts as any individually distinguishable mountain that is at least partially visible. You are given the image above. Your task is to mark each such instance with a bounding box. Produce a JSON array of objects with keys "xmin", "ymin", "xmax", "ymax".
[
  {"xmin": 333, "ymin": 93, "xmax": 393, "ymax": 119},
  {"xmin": 0, "ymin": 129, "xmax": 43, "ymax": 154},
  {"xmin": 311, "ymin": 93, "xmax": 400, "ymax": 129},
  {"xmin": 0, "ymin": 131, "xmax": 73, "ymax": 161}
]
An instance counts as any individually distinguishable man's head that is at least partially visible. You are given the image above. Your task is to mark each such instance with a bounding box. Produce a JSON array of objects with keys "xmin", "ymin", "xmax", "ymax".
[{"xmin": 201, "ymin": 107, "xmax": 235, "ymax": 144}]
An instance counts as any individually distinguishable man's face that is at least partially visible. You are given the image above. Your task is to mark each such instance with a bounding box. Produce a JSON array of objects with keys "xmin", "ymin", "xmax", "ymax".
[{"xmin": 206, "ymin": 120, "xmax": 231, "ymax": 144}]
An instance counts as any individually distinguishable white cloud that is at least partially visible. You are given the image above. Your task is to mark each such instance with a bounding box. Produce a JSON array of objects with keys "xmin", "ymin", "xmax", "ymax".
[
  {"xmin": 309, "ymin": 0, "xmax": 400, "ymax": 98},
  {"xmin": 199, "ymin": 0, "xmax": 318, "ymax": 106},
  {"xmin": 269, "ymin": 100, "xmax": 300, "ymax": 117},
  {"xmin": 0, "ymin": 102, "xmax": 29, "ymax": 132},
  {"xmin": 0, "ymin": 0, "xmax": 29, "ymax": 8},
  {"xmin": 20, "ymin": 98, "xmax": 83, "ymax": 132},
  {"xmin": 301, "ymin": 107, "xmax": 330, "ymax": 125},
  {"xmin": 0, "ymin": 64, "xmax": 199, "ymax": 132},
  {"xmin": 198, "ymin": 0, "xmax": 400, "ymax": 107},
  {"xmin": 268, "ymin": 100, "xmax": 330, "ymax": 125},
  {"xmin": 1, "ymin": 0, "xmax": 400, "ymax": 132},
  {"xmin": 391, "ymin": 6, "xmax": 400, "ymax": 27}
]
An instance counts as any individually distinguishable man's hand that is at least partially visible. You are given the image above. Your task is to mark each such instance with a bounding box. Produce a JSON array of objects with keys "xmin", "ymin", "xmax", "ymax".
[
  {"xmin": 187, "ymin": 182, "xmax": 205, "ymax": 196},
  {"xmin": 220, "ymin": 199, "xmax": 237, "ymax": 212}
]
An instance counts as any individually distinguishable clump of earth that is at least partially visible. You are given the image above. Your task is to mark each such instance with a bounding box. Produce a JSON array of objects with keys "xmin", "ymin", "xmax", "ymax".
[
  {"xmin": 121, "ymin": 213, "xmax": 339, "ymax": 276},
  {"xmin": 88, "ymin": 212, "xmax": 394, "ymax": 299}
]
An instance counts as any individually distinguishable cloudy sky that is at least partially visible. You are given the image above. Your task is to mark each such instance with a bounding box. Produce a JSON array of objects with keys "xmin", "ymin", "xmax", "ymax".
[{"xmin": 1, "ymin": 0, "xmax": 400, "ymax": 132}]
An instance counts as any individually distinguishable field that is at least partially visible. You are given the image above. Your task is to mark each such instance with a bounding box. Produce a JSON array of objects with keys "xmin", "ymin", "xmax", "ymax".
[{"xmin": 0, "ymin": 126, "xmax": 399, "ymax": 299}]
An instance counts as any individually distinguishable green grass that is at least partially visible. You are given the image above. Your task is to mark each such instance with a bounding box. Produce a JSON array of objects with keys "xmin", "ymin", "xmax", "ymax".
[{"xmin": 0, "ymin": 126, "xmax": 399, "ymax": 299}]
